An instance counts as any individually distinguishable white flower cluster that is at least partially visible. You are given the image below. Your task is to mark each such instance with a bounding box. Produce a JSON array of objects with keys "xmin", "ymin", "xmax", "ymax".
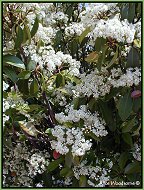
[
  {"xmin": 109, "ymin": 67, "xmax": 141, "ymax": 88},
  {"xmin": 24, "ymin": 45, "xmax": 80, "ymax": 76},
  {"xmin": 73, "ymin": 158, "xmax": 113, "ymax": 187},
  {"xmin": 91, "ymin": 16, "xmax": 135, "ymax": 43},
  {"xmin": 35, "ymin": 23, "xmax": 56, "ymax": 44},
  {"xmin": 74, "ymin": 67, "xmax": 141, "ymax": 99},
  {"xmin": 45, "ymin": 12, "xmax": 68, "ymax": 26},
  {"xmin": 3, "ymin": 143, "xmax": 50, "ymax": 187},
  {"xmin": 132, "ymin": 143, "xmax": 141, "ymax": 161},
  {"xmin": 28, "ymin": 152, "xmax": 50, "ymax": 176},
  {"xmin": 65, "ymin": 23, "xmax": 85, "ymax": 37},
  {"xmin": 55, "ymin": 105, "xmax": 108, "ymax": 137},
  {"xmin": 50, "ymin": 125, "xmax": 92, "ymax": 156},
  {"xmin": 74, "ymin": 68, "xmax": 111, "ymax": 98},
  {"xmin": 51, "ymin": 90, "xmax": 67, "ymax": 106},
  {"xmin": 80, "ymin": 3, "xmax": 119, "ymax": 27}
]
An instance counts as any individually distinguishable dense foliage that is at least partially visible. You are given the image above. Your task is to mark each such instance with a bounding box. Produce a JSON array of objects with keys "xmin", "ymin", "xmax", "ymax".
[{"xmin": 3, "ymin": 3, "xmax": 141, "ymax": 187}]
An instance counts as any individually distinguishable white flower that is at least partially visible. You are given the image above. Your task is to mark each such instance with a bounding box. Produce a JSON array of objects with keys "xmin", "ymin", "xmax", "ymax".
[{"xmin": 3, "ymin": 81, "xmax": 9, "ymax": 91}]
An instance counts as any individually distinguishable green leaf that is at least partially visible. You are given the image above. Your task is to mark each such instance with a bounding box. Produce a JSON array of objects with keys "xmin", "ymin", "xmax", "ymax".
[
  {"xmin": 15, "ymin": 26, "xmax": 23, "ymax": 49},
  {"xmin": 69, "ymin": 39, "xmax": 78, "ymax": 57},
  {"xmin": 27, "ymin": 104, "xmax": 42, "ymax": 112},
  {"xmin": 121, "ymin": 117, "xmax": 138, "ymax": 133},
  {"xmin": 95, "ymin": 37, "xmax": 106, "ymax": 52},
  {"xmin": 23, "ymin": 24, "xmax": 31, "ymax": 44},
  {"xmin": 132, "ymin": 97, "xmax": 141, "ymax": 112},
  {"xmin": 120, "ymin": 4, "xmax": 129, "ymax": 20},
  {"xmin": 98, "ymin": 100, "xmax": 115, "ymax": 131},
  {"xmin": 65, "ymin": 5, "xmax": 73, "ymax": 19},
  {"xmin": 37, "ymin": 39, "xmax": 44, "ymax": 50},
  {"xmin": 3, "ymin": 67, "xmax": 18, "ymax": 83},
  {"xmin": 106, "ymin": 46, "xmax": 118, "ymax": 68},
  {"xmin": 54, "ymin": 30, "xmax": 62, "ymax": 47},
  {"xmin": 85, "ymin": 132, "xmax": 100, "ymax": 142},
  {"xmin": 27, "ymin": 60, "xmax": 36, "ymax": 71},
  {"xmin": 31, "ymin": 17, "xmax": 39, "ymax": 38},
  {"xmin": 60, "ymin": 167, "xmax": 73, "ymax": 177},
  {"xmin": 88, "ymin": 97, "xmax": 97, "ymax": 112},
  {"xmin": 117, "ymin": 91, "xmax": 133, "ymax": 121},
  {"xmin": 122, "ymin": 133, "xmax": 133, "ymax": 147},
  {"xmin": 79, "ymin": 27, "xmax": 91, "ymax": 43},
  {"xmin": 128, "ymin": 3, "xmax": 135, "ymax": 23},
  {"xmin": 17, "ymin": 79, "xmax": 29, "ymax": 95},
  {"xmin": 97, "ymin": 45, "xmax": 108, "ymax": 71},
  {"xmin": 80, "ymin": 37, "xmax": 89, "ymax": 48},
  {"xmin": 126, "ymin": 47, "xmax": 139, "ymax": 68},
  {"xmin": 124, "ymin": 162, "xmax": 141, "ymax": 174},
  {"xmin": 73, "ymin": 97, "xmax": 80, "ymax": 110},
  {"xmin": 65, "ymin": 152, "xmax": 73, "ymax": 168},
  {"xmin": 47, "ymin": 157, "xmax": 63, "ymax": 172},
  {"xmin": 85, "ymin": 51, "xmax": 99, "ymax": 63},
  {"xmin": 3, "ymin": 55, "xmax": 25, "ymax": 69},
  {"xmin": 79, "ymin": 175, "xmax": 87, "ymax": 187},
  {"xmin": 56, "ymin": 73, "xmax": 65, "ymax": 88},
  {"xmin": 30, "ymin": 79, "xmax": 39, "ymax": 95},
  {"xmin": 18, "ymin": 71, "xmax": 31, "ymax": 79},
  {"xmin": 118, "ymin": 152, "xmax": 129, "ymax": 170},
  {"xmin": 19, "ymin": 121, "xmax": 39, "ymax": 137}
]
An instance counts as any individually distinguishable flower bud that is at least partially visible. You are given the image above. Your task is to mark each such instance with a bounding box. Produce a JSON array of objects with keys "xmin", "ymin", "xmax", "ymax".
[
  {"xmin": 53, "ymin": 150, "xmax": 60, "ymax": 159},
  {"xmin": 131, "ymin": 90, "xmax": 141, "ymax": 98}
]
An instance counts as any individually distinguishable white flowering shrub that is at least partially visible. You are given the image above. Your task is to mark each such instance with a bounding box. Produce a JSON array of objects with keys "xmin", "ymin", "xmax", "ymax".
[{"xmin": 3, "ymin": 2, "xmax": 141, "ymax": 187}]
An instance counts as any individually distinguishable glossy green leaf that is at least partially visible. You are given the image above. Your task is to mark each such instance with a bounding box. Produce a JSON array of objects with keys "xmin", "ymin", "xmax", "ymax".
[
  {"xmin": 106, "ymin": 46, "xmax": 118, "ymax": 68},
  {"xmin": 97, "ymin": 45, "xmax": 108, "ymax": 71},
  {"xmin": 56, "ymin": 73, "xmax": 65, "ymax": 88},
  {"xmin": 30, "ymin": 79, "xmax": 39, "ymax": 95},
  {"xmin": 31, "ymin": 17, "xmax": 39, "ymax": 38},
  {"xmin": 3, "ymin": 55, "xmax": 25, "ymax": 69},
  {"xmin": 65, "ymin": 152, "xmax": 73, "ymax": 168},
  {"xmin": 54, "ymin": 30, "xmax": 62, "ymax": 47},
  {"xmin": 118, "ymin": 152, "xmax": 129, "ymax": 170},
  {"xmin": 85, "ymin": 51, "xmax": 99, "ymax": 63},
  {"xmin": 27, "ymin": 104, "xmax": 42, "ymax": 112},
  {"xmin": 79, "ymin": 175, "xmax": 87, "ymax": 187},
  {"xmin": 69, "ymin": 39, "xmax": 78, "ymax": 57},
  {"xmin": 15, "ymin": 26, "xmax": 23, "ymax": 49},
  {"xmin": 60, "ymin": 167, "xmax": 73, "ymax": 177},
  {"xmin": 17, "ymin": 79, "xmax": 29, "ymax": 95},
  {"xmin": 117, "ymin": 91, "xmax": 133, "ymax": 121},
  {"xmin": 124, "ymin": 162, "xmax": 141, "ymax": 174},
  {"xmin": 73, "ymin": 97, "xmax": 80, "ymax": 109},
  {"xmin": 128, "ymin": 3, "xmax": 135, "ymax": 23},
  {"xmin": 65, "ymin": 5, "xmax": 73, "ymax": 19},
  {"xmin": 132, "ymin": 97, "xmax": 141, "ymax": 112},
  {"xmin": 23, "ymin": 24, "xmax": 31, "ymax": 44},
  {"xmin": 120, "ymin": 4, "xmax": 129, "ymax": 20},
  {"xmin": 18, "ymin": 71, "xmax": 31, "ymax": 79},
  {"xmin": 122, "ymin": 117, "xmax": 138, "ymax": 133},
  {"xmin": 47, "ymin": 157, "xmax": 63, "ymax": 172},
  {"xmin": 98, "ymin": 100, "xmax": 115, "ymax": 131},
  {"xmin": 88, "ymin": 97, "xmax": 97, "ymax": 112},
  {"xmin": 85, "ymin": 132, "xmax": 100, "ymax": 142},
  {"xmin": 27, "ymin": 60, "xmax": 36, "ymax": 71},
  {"xmin": 79, "ymin": 27, "xmax": 91, "ymax": 43},
  {"xmin": 122, "ymin": 133, "xmax": 133, "ymax": 147},
  {"xmin": 95, "ymin": 37, "xmax": 106, "ymax": 52},
  {"xmin": 3, "ymin": 67, "xmax": 18, "ymax": 83},
  {"xmin": 126, "ymin": 47, "xmax": 139, "ymax": 68}
]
